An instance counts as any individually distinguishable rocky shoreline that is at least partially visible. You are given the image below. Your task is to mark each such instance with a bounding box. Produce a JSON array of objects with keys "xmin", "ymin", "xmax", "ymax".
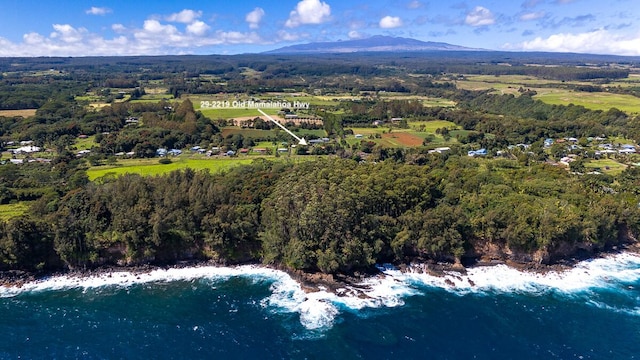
[{"xmin": 2, "ymin": 243, "xmax": 640, "ymax": 293}]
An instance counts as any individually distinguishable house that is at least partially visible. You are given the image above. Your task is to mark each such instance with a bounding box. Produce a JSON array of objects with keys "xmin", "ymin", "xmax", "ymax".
[
  {"xmin": 277, "ymin": 148, "xmax": 288, "ymax": 153},
  {"xmin": 468, "ymin": 148, "xmax": 487, "ymax": 157},
  {"xmin": 429, "ymin": 147, "xmax": 451, "ymax": 154},
  {"xmin": 156, "ymin": 148, "xmax": 168, "ymax": 157},
  {"xmin": 560, "ymin": 156, "xmax": 575, "ymax": 166},
  {"xmin": 619, "ymin": 148, "xmax": 636, "ymax": 154},
  {"xmin": 12, "ymin": 145, "xmax": 41, "ymax": 154},
  {"xmin": 308, "ymin": 139, "xmax": 324, "ymax": 144}
]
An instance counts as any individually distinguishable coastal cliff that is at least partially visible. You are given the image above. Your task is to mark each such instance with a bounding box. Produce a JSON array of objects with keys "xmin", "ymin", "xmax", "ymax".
[{"xmin": 2, "ymin": 158, "xmax": 640, "ymax": 284}]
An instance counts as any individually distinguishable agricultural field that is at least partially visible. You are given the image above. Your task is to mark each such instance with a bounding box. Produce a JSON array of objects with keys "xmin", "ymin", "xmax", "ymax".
[
  {"xmin": 533, "ymin": 90, "xmax": 640, "ymax": 113},
  {"xmin": 220, "ymin": 127, "xmax": 326, "ymax": 140},
  {"xmin": 457, "ymin": 74, "xmax": 640, "ymax": 113},
  {"xmin": 199, "ymin": 107, "xmax": 280, "ymax": 119},
  {"xmin": 0, "ymin": 109, "xmax": 37, "ymax": 117},
  {"xmin": 346, "ymin": 120, "xmax": 460, "ymax": 148},
  {"xmin": 380, "ymin": 132, "xmax": 424, "ymax": 147},
  {"xmin": 86, "ymin": 157, "xmax": 259, "ymax": 180}
]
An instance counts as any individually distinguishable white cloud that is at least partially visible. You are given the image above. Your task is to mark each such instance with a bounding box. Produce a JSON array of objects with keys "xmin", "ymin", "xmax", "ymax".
[
  {"xmin": 379, "ymin": 16, "xmax": 403, "ymax": 29},
  {"xmin": 166, "ymin": 9, "xmax": 202, "ymax": 23},
  {"xmin": 86, "ymin": 7, "xmax": 111, "ymax": 15},
  {"xmin": 0, "ymin": 21, "xmax": 264, "ymax": 57},
  {"xmin": 520, "ymin": 11, "xmax": 545, "ymax": 21},
  {"xmin": 50, "ymin": 24, "xmax": 87, "ymax": 43},
  {"xmin": 348, "ymin": 30, "xmax": 364, "ymax": 39},
  {"xmin": 186, "ymin": 21, "xmax": 210, "ymax": 36},
  {"xmin": 277, "ymin": 30, "xmax": 301, "ymax": 42},
  {"xmin": 246, "ymin": 7, "xmax": 265, "ymax": 29},
  {"xmin": 510, "ymin": 29, "xmax": 640, "ymax": 56},
  {"xmin": 140, "ymin": 20, "xmax": 178, "ymax": 35},
  {"xmin": 407, "ymin": 0, "xmax": 424, "ymax": 9},
  {"xmin": 465, "ymin": 6, "xmax": 495, "ymax": 26},
  {"xmin": 285, "ymin": 0, "xmax": 331, "ymax": 28},
  {"xmin": 23, "ymin": 32, "xmax": 45, "ymax": 45},
  {"xmin": 112, "ymin": 24, "xmax": 126, "ymax": 33}
]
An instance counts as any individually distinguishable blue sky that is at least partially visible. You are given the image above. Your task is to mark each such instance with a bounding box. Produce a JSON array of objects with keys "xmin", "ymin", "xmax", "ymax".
[{"xmin": 0, "ymin": 0, "xmax": 638, "ymax": 56}]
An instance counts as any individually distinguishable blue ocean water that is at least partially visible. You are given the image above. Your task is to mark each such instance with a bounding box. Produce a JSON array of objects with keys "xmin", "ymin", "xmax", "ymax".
[{"xmin": 1, "ymin": 253, "xmax": 640, "ymax": 359}]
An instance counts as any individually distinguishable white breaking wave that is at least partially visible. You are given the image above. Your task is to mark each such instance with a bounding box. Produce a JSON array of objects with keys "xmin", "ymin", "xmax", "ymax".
[
  {"xmin": 385, "ymin": 251, "xmax": 640, "ymax": 295},
  {"xmin": 2, "ymin": 252, "xmax": 640, "ymax": 331}
]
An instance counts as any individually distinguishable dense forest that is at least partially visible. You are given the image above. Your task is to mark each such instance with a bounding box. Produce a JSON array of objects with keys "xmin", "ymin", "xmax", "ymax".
[{"xmin": 1, "ymin": 156, "xmax": 639, "ymax": 274}]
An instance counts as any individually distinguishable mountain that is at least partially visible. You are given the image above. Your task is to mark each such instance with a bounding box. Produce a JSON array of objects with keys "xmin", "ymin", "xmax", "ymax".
[{"xmin": 264, "ymin": 35, "xmax": 479, "ymax": 54}]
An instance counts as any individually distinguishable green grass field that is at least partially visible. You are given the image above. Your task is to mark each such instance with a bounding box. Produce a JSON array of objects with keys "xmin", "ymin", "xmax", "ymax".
[
  {"xmin": 87, "ymin": 157, "xmax": 259, "ymax": 180},
  {"xmin": 457, "ymin": 74, "xmax": 640, "ymax": 113},
  {"xmin": 220, "ymin": 127, "xmax": 326, "ymax": 140},
  {"xmin": 533, "ymin": 90, "xmax": 640, "ymax": 113},
  {"xmin": 74, "ymin": 135, "xmax": 97, "ymax": 151},
  {"xmin": 199, "ymin": 108, "xmax": 280, "ymax": 119},
  {"xmin": 407, "ymin": 120, "xmax": 459, "ymax": 132},
  {"xmin": 584, "ymin": 158, "xmax": 628, "ymax": 175},
  {"xmin": 0, "ymin": 202, "xmax": 31, "ymax": 221}
]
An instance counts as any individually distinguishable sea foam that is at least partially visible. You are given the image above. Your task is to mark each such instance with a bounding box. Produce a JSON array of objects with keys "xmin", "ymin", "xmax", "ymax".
[{"xmin": 2, "ymin": 252, "xmax": 640, "ymax": 331}]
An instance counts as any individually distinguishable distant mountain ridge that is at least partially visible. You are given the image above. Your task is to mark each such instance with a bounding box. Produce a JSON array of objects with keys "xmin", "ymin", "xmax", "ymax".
[{"xmin": 264, "ymin": 35, "xmax": 479, "ymax": 54}]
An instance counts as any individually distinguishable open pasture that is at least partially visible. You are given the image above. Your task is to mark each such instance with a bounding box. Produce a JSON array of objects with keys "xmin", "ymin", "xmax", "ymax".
[
  {"xmin": 0, "ymin": 109, "xmax": 37, "ymax": 117},
  {"xmin": 86, "ymin": 157, "xmax": 258, "ymax": 180},
  {"xmin": 584, "ymin": 158, "xmax": 628, "ymax": 175},
  {"xmin": 533, "ymin": 90, "xmax": 640, "ymax": 113}
]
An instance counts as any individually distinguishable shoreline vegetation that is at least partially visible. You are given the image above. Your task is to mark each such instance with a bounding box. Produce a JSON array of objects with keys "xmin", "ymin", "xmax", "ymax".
[
  {"xmin": 2, "ymin": 157, "xmax": 640, "ymax": 292},
  {"xmin": 3, "ymin": 244, "xmax": 639, "ymax": 295}
]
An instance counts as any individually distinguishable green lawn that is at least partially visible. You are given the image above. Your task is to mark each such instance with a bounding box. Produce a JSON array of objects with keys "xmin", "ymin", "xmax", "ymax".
[
  {"xmin": 0, "ymin": 202, "xmax": 31, "ymax": 221},
  {"xmin": 199, "ymin": 107, "xmax": 280, "ymax": 119},
  {"xmin": 221, "ymin": 127, "xmax": 277, "ymax": 138},
  {"xmin": 87, "ymin": 157, "xmax": 259, "ymax": 180},
  {"xmin": 75, "ymin": 135, "xmax": 97, "ymax": 151},
  {"xmin": 584, "ymin": 158, "xmax": 628, "ymax": 175},
  {"xmin": 407, "ymin": 120, "xmax": 459, "ymax": 132}
]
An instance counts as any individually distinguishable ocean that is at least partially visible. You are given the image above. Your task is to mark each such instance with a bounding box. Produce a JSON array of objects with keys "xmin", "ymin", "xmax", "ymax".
[{"xmin": 1, "ymin": 253, "xmax": 640, "ymax": 359}]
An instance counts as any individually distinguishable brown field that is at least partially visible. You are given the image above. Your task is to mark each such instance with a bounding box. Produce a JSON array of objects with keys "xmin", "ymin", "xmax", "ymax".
[
  {"xmin": 0, "ymin": 109, "xmax": 37, "ymax": 117},
  {"xmin": 381, "ymin": 132, "xmax": 424, "ymax": 147}
]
